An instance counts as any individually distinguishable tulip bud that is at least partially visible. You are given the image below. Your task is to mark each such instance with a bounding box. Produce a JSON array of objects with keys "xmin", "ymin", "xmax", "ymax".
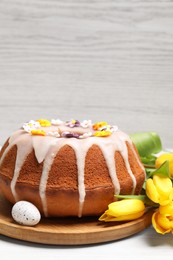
[{"xmin": 99, "ymin": 199, "xmax": 145, "ymax": 222}]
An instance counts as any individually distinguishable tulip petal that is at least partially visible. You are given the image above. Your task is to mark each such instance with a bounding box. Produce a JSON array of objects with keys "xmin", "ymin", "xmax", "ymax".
[
  {"xmin": 159, "ymin": 202, "xmax": 173, "ymax": 216},
  {"xmin": 170, "ymin": 161, "xmax": 173, "ymax": 178},
  {"xmin": 153, "ymin": 175, "xmax": 172, "ymax": 197},
  {"xmin": 152, "ymin": 210, "xmax": 173, "ymax": 234},
  {"xmin": 99, "ymin": 210, "xmax": 145, "ymax": 222},
  {"xmin": 108, "ymin": 199, "xmax": 145, "ymax": 217},
  {"xmin": 152, "ymin": 211, "xmax": 171, "ymax": 234},
  {"xmin": 107, "ymin": 211, "xmax": 145, "ymax": 221},
  {"xmin": 99, "ymin": 211, "xmax": 110, "ymax": 221},
  {"xmin": 157, "ymin": 214, "xmax": 171, "ymax": 230},
  {"xmin": 146, "ymin": 179, "xmax": 160, "ymax": 203}
]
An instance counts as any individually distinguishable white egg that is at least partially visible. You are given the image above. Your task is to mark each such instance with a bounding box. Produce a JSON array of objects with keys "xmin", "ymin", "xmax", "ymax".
[{"xmin": 11, "ymin": 201, "xmax": 41, "ymax": 226}]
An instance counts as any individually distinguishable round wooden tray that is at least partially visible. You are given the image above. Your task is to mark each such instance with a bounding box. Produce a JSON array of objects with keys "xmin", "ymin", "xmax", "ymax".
[{"xmin": 0, "ymin": 192, "xmax": 153, "ymax": 245}]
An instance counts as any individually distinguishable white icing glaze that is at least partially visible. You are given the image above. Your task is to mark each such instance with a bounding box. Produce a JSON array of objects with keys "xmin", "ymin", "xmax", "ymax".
[
  {"xmin": 0, "ymin": 130, "xmax": 33, "ymax": 201},
  {"xmin": 0, "ymin": 122, "xmax": 145, "ymax": 217}
]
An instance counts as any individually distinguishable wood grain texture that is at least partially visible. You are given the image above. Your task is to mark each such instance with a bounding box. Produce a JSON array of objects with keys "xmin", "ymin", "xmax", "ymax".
[
  {"xmin": 0, "ymin": 192, "xmax": 153, "ymax": 245},
  {"xmin": 0, "ymin": 0, "xmax": 173, "ymax": 149}
]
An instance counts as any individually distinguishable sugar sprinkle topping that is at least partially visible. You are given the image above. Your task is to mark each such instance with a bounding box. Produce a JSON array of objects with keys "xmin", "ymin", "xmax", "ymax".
[{"xmin": 22, "ymin": 119, "xmax": 118, "ymax": 138}]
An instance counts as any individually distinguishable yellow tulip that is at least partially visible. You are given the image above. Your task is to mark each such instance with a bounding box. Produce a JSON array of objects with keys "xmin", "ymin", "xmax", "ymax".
[
  {"xmin": 159, "ymin": 202, "xmax": 173, "ymax": 215},
  {"xmin": 99, "ymin": 199, "xmax": 145, "ymax": 222},
  {"xmin": 155, "ymin": 153, "xmax": 173, "ymax": 178},
  {"xmin": 145, "ymin": 174, "xmax": 173, "ymax": 206},
  {"xmin": 152, "ymin": 202, "xmax": 173, "ymax": 234}
]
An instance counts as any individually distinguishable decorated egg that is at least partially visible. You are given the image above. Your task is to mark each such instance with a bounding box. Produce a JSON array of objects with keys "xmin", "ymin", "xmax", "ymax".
[{"xmin": 11, "ymin": 201, "xmax": 41, "ymax": 226}]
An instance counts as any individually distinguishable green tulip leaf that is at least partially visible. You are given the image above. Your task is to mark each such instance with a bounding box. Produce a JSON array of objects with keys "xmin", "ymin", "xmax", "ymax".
[
  {"xmin": 114, "ymin": 194, "xmax": 146, "ymax": 201},
  {"xmin": 130, "ymin": 132, "xmax": 162, "ymax": 166},
  {"xmin": 148, "ymin": 160, "xmax": 170, "ymax": 178},
  {"xmin": 114, "ymin": 194, "xmax": 157, "ymax": 206},
  {"xmin": 140, "ymin": 155, "xmax": 157, "ymax": 166}
]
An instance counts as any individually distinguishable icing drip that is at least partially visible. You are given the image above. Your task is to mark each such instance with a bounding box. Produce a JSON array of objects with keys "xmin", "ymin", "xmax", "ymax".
[
  {"xmin": 94, "ymin": 141, "xmax": 120, "ymax": 195},
  {"xmin": 39, "ymin": 151, "xmax": 55, "ymax": 217},
  {"xmin": 11, "ymin": 137, "xmax": 32, "ymax": 201},
  {"xmin": 39, "ymin": 138, "xmax": 88, "ymax": 217},
  {"xmin": 0, "ymin": 122, "xmax": 144, "ymax": 217},
  {"xmin": 119, "ymin": 141, "xmax": 137, "ymax": 194},
  {"xmin": 70, "ymin": 143, "xmax": 87, "ymax": 217},
  {"xmin": 32, "ymin": 135, "xmax": 57, "ymax": 164},
  {"xmin": 0, "ymin": 130, "xmax": 33, "ymax": 201},
  {"xmin": 117, "ymin": 131, "xmax": 146, "ymax": 177}
]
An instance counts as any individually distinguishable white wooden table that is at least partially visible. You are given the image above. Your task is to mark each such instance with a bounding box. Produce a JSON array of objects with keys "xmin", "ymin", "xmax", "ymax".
[{"xmin": 0, "ymin": 0, "xmax": 173, "ymax": 258}]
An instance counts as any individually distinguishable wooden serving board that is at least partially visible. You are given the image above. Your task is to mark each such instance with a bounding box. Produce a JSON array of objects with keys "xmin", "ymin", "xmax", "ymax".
[{"xmin": 0, "ymin": 192, "xmax": 153, "ymax": 245}]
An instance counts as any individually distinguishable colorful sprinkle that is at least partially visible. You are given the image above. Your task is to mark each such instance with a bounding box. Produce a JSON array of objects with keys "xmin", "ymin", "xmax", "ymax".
[
  {"xmin": 65, "ymin": 119, "xmax": 80, "ymax": 128},
  {"xmin": 23, "ymin": 120, "xmax": 40, "ymax": 133},
  {"xmin": 79, "ymin": 132, "xmax": 93, "ymax": 139},
  {"xmin": 47, "ymin": 131, "xmax": 60, "ymax": 138},
  {"xmin": 93, "ymin": 130, "xmax": 112, "ymax": 137},
  {"xmin": 22, "ymin": 118, "xmax": 117, "ymax": 139},
  {"xmin": 61, "ymin": 131, "xmax": 80, "ymax": 138},
  {"xmin": 93, "ymin": 122, "xmax": 108, "ymax": 131},
  {"xmin": 51, "ymin": 119, "xmax": 63, "ymax": 126},
  {"xmin": 110, "ymin": 125, "xmax": 118, "ymax": 132},
  {"xmin": 31, "ymin": 129, "xmax": 46, "ymax": 136},
  {"xmin": 80, "ymin": 120, "xmax": 92, "ymax": 128},
  {"xmin": 37, "ymin": 119, "xmax": 51, "ymax": 127}
]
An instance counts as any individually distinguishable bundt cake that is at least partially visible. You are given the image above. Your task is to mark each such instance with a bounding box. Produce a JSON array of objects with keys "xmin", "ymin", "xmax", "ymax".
[{"xmin": 0, "ymin": 119, "xmax": 145, "ymax": 217}]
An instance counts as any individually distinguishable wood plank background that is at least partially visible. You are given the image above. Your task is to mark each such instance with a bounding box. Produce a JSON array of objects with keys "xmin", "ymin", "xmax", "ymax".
[{"xmin": 0, "ymin": 0, "xmax": 173, "ymax": 148}]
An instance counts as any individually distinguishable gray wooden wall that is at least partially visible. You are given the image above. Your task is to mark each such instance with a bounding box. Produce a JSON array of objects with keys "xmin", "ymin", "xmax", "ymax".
[{"xmin": 0, "ymin": 0, "xmax": 173, "ymax": 148}]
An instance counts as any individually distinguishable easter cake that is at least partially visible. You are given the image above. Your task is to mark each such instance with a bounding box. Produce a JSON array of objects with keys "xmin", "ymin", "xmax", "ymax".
[{"xmin": 0, "ymin": 119, "xmax": 145, "ymax": 217}]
